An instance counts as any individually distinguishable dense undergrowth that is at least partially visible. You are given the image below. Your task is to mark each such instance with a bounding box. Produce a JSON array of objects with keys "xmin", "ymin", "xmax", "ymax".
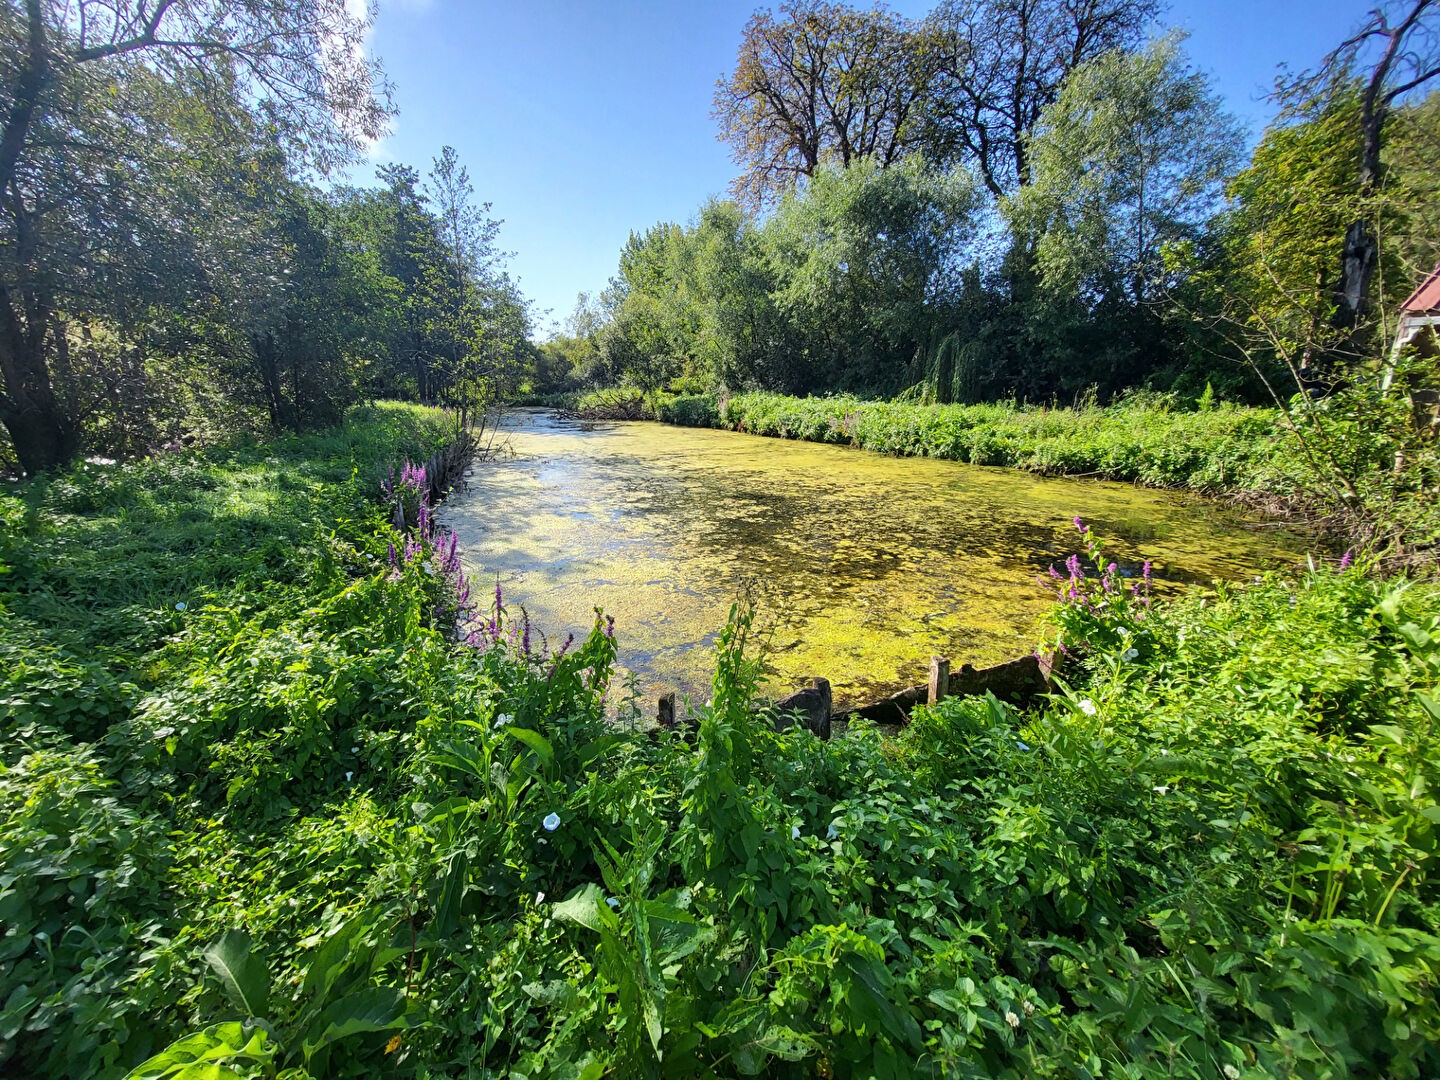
[{"xmin": 2, "ymin": 405, "xmax": 1437, "ymax": 1078}]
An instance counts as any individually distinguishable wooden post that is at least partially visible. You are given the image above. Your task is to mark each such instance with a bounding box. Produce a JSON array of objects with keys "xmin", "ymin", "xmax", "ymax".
[
  {"xmin": 928, "ymin": 656, "xmax": 950, "ymax": 705},
  {"xmin": 657, "ymin": 692, "xmax": 676, "ymax": 729}
]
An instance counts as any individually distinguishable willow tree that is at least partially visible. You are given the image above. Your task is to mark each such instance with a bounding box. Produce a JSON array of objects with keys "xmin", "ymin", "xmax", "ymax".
[{"xmin": 0, "ymin": 0, "xmax": 390, "ymax": 473}]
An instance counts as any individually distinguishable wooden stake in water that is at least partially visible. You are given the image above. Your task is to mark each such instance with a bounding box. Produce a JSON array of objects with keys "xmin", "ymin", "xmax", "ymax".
[{"xmin": 929, "ymin": 656, "xmax": 950, "ymax": 705}]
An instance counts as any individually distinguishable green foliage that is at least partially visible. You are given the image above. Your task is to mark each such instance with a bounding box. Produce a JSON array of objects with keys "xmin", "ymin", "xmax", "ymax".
[
  {"xmin": 1009, "ymin": 32, "xmax": 1243, "ymax": 307},
  {"xmin": 704, "ymin": 390, "xmax": 1298, "ymax": 494},
  {"xmin": 5, "ymin": 403, "xmax": 1439, "ymax": 1078}
]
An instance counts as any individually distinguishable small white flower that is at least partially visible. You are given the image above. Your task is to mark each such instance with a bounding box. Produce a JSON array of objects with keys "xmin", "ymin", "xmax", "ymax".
[
  {"xmin": 1016, "ymin": 740, "xmax": 1031, "ymax": 751},
  {"xmin": 826, "ymin": 823, "xmax": 839, "ymax": 839},
  {"xmin": 345, "ymin": 771, "xmax": 353, "ymax": 782},
  {"xmin": 536, "ymin": 891, "xmax": 545, "ymax": 904},
  {"xmin": 175, "ymin": 602, "xmax": 187, "ymax": 611},
  {"xmin": 1005, "ymin": 1010, "xmax": 1020, "ymax": 1029},
  {"xmin": 606, "ymin": 897, "xmax": 620, "ymax": 909},
  {"xmin": 542, "ymin": 812, "xmax": 561, "ymax": 832},
  {"xmin": 350, "ymin": 746, "xmax": 359, "ymax": 754},
  {"xmin": 1223, "ymin": 1067, "xmax": 1240, "ymax": 1080},
  {"xmin": 791, "ymin": 825, "xmax": 801, "ymax": 840},
  {"xmin": 1078, "ymin": 698, "xmax": 1097, "ymax": 716},
  {"xmin": 1022, "ymin": 1000, "xmax": 1035, "ymax": 1017},
  {"xmin": 494, "ymin": 713, "xmax": 514, "ymax": 729},
  {"xmin": 1123, "ymin": 648, "xmax": 1139, "ymax": 661},
  {"xmin": 1153, "ymin": 785, "xmax": 1169, "ymax": 795}
]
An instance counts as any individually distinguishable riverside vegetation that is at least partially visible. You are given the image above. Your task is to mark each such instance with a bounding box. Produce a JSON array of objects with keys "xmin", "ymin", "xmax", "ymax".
[{"xmin": 2, "ymin": 403, "xmax": 1438, "ymax": 1078}]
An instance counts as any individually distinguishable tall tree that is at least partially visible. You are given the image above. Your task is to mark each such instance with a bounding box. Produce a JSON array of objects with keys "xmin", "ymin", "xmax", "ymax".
[
  {"xmin": 922, "ymin": 0, "xmax": 1160, "ymax": 198},
  {"xmin": 1008, "ymin": 33, "xmax": 1243, "ymax": 308},
  {"xmin": 713, "ymin": 1, "xmax": 932, "ymax": 207},
  {"xmin": 1281, "ymin": 1, "xmax": 1440, "ymax": 331},
  {"xmin": 760, "ymin": 155, "xmax": 979, "ymax": 392},
  {"xmin": 0, "ymin": 0, "xmax": 389, "ymax": 472}
]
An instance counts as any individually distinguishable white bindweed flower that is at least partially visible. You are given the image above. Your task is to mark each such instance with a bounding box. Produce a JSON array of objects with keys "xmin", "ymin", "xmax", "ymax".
[
  {"xmin": 1123, "ymin": 648, "xmax": 1139, "ymax": 661},
  {"xmin": 827, "ymin": 823, "xmax": 839, "ymax": 840},
  {"xmin": 350, "ymin": 746, "xmax": 359, "ymax": 754},
  {"xmin": 542, "ymin": 812, "xmax": 561, "ymax": 832},
  {"xmin": 345, "ymin": 771, "xmax": 353, "ymax": 782},
  {"xmin": 606, "ymin": 897, "xmax": 620, "ymax": 909},
  {"xmin": 536, "ymin": 891, "xmax": 545, "ymax": 904},
  {"xmin": 1153, "ymin": 785, "xmax": 1170, "ymax": 795},
  {"xmin": 791, "ymin": 825, "xmax": 801, "ymax": 840},
  {"xmin": 1016, "ymin": 740, "xmax": 1031, "ymax": 751},
  {"xmin": 494, "ymin": 713, "xmax": 514, "ymax": 729},
  {"xmin": 175, "ymin": 602, "xmax": 186, "ymax": 611},
  {"xmin": 1078, "ymin": 698, "xmax": 1097, "ymax": 716}
]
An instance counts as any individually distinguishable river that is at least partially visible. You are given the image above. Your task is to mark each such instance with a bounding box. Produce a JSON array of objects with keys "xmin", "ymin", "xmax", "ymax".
[{"xmin": 440, "ymin": 408, "xmax": 1305, "ymax": 709}]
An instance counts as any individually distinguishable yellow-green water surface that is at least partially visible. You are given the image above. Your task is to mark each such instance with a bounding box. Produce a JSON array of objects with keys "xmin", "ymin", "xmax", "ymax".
[{"xmin": 441, "ymin": 409, "xmax": 1307, "ymax": 708}]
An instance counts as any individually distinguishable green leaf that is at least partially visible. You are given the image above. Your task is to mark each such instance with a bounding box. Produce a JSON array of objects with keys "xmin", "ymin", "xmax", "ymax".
[
  {"xmin": 431, "ymin": 851, "xmax": 468, "ymax": 939},
  {"xmin": 203, "ymin": 931, "xmax": 270, "ymax": 1020},
  {"xmin": 123, "ymin": 1021, "xmax": 274, "ymax": 1079},
  {"xmin": 503, "ymin": 725, "xmax": 554, "ymax": 766},
  {"xmin": 299, "ymin": 986, "xmax": 410, "ymax": 1061},
  {"xmin": 551, "ymin": 883, "xmax": 605, "ymax": 931},
  {"xmin": 301, "ymin": 913, "xmax": 372, "ymax": 1004}
]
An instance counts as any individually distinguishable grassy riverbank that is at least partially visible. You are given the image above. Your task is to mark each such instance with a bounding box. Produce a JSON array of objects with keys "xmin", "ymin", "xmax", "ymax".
[
  {"xmin": 3, "ymin": 406, "xmax": 1437, "ymax": 1078},
  {"xmin": 658, "ymin": 391, "xmax": 1302, "ymax": 495}
]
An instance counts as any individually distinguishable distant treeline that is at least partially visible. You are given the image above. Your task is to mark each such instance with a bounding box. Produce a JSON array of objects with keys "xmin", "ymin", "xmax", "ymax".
[{"xmin": 535, "ymin": 1, "xmax": 1440, "ymax": 412}]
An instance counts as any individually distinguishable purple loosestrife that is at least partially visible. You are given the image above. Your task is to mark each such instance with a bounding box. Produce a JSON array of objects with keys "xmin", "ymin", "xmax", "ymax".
[
  {"xmin": 547, "ymin": 632, "xmax": 576, "ymax": 679},
  {"xmin": 1339, "ymin": 550, "xmax": 1353, "ymax": 571}
]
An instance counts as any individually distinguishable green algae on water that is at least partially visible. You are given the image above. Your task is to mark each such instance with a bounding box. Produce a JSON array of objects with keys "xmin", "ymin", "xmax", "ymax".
[{"xmin": 440, "ymin": 409, "xmax": 1307, "ymax": 708}]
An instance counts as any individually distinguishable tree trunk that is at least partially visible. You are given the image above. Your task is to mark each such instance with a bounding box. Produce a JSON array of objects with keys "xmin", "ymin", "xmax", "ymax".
[
  {"xmin": 0, "ymin": 310, "xmax": 77, "ymax": 473},
  {"xmin": 1333, "ymin": 218, "xmax": 1378, "ymax": 331}
]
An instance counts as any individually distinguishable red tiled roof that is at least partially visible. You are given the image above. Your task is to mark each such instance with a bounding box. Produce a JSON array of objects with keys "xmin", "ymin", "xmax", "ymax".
[{"xmin": 1401, "ymin": 263, "xmax": 1440, "ymax": 313}]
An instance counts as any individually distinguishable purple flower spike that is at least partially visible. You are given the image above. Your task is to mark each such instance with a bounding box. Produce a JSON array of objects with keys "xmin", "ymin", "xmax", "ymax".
[
  {"xmin": 387, "ymin": 541, "xmax": 397, "ymax": 566},
  {"xmin": 1065, "ymin": 554, "xmax": 1082, "ymax": 580},
  {"xmin": 1339, "ymin": 550, "xmax": 1353, "ymax": 571},
  {"xmin": 1074, "ymin": 516, "xmax": 1088, "ymax": 533},
  {"xmin": 604, "ymin": 614, "xmax": 615, "ymax": 640}
]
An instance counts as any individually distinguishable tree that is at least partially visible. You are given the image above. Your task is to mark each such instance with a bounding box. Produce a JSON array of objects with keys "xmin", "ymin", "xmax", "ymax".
[
  {"xmin": 922, "ymin": 0, "xmax": 1159, "ymax": 198},
  {"xmin": 1008, "ymin": 34, "xmax": 1243, "ymax": 310},
  {"xmin": 1281, "ymin": 1, "xmax": 1440, "ymax": 332},
  {"xmin": 0, "ymin": 0, "xmax": 390, "ymax": 472},
  {"xmin": 713, "ymin": 1, "xmax": 932, "ymax": 207},
  {"xmin": 415, "ymin": 147, "xmax": 530, "ymax": 426},
  {"xmin": 760, "ymin": 155, "xmax": 979, "ymax": 392}
]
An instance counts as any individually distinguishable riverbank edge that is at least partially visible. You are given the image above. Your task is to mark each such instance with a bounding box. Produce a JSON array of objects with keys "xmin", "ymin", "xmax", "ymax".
[{"xmin": 652, "ymin": 391, "xmax": 1305, "ymax": 502}]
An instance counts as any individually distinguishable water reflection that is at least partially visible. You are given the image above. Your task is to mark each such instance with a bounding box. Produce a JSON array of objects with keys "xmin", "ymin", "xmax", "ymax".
[{"xmin": 440, "ymin": 409, "xmax": 1307, "ymax": 707}]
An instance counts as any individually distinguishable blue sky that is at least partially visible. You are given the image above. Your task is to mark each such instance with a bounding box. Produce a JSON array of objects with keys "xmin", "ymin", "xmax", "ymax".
[{"xmin": 360, "ymin": 0, "xmax": 1373, "ymax": 336}]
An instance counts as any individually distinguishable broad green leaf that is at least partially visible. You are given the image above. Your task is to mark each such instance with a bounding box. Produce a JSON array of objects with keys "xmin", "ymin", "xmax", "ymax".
[
  {"xmin": 301, "ymin": 913, "xmax": 371, "ymax": 1003},
  {"xmin": 299, "ymin": 986, "xmax": 410, "ymax": 1061},
  {"xmin": 431, "ymin": 851, "xmax": 469, "ymax": 939},
  {"xmin": 123, "ymin": 1022, "xmax": 273, "ymax": 1079},
  {"xmin": 203, "ymin": 932, "xmax": 270, "ymax": 1020},
  {"xmin": 503, "ymin": 725, "xmax": 554, "ymax": 766},
  {"xmin": 551, "ymin": 883, "xmax": 605, "ymax": 931}
]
